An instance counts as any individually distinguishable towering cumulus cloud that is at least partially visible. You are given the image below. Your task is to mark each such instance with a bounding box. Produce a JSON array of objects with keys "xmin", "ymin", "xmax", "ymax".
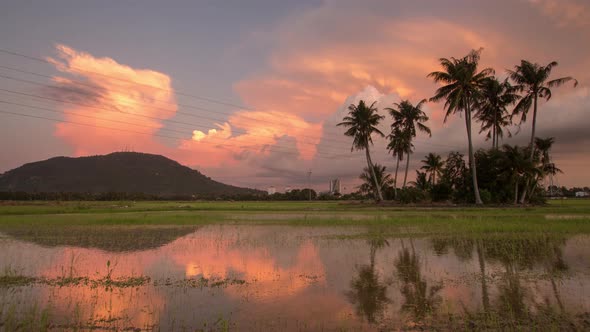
[
  {"xmin": 47, "ymin": 44, "xmax": 178, "ymax": 155},
  {"xmin": 47, "ymin": 44, "xmax": 323, "ymax": 170},
  {"xmin": 45, "ymin": 0, "xmax": 590, "ymax": 189}
]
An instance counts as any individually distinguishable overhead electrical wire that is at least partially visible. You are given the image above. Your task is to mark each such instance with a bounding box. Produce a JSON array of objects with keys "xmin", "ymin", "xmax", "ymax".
[
  {"xmin": 0, "ymin": 49, "xmax": 462, "ymax": 150},
  {"xmin": 0, "ymin": 74, "xmax": 461, "ymax": 151},
  {"xmin": 0, "ymin": 108, "xmax": 369, "ymax": 161}
]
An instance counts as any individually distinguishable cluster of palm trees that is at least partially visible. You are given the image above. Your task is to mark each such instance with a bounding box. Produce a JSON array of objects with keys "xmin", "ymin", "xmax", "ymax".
[{"xmin": 338, "ymin": 49, "xmax": 577, "ymax": 204}]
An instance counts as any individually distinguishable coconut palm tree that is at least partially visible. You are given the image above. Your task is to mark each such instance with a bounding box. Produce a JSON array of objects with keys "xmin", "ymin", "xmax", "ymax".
[
  {"xmin": 509, "ymin": 60, "xmax": 577, "ymax": 203},
  {"xmin": 409, "ymin": 171, "xmax": 430, "ymax": 191},
  {"xmin": 420, "ymin": 153, "xmax": 444, "ymax": 186},
  {"xmin": 535, "ymin": 137, "xmax": 557, "ymax": 171},
  {"xmin": 441, "ymin": 151, "xmax": 468, "ymax": 192},
  {"xmin": 500, "ymin": 145, "xmax": 539, "ymax": 204},
  {"xmin": 358, "ymin": 164, "xmax": 394, "ymax": 198},
  {"xmin": 532, "ymin": 137, "xmax": 562, "ymax": 197},
  {"xmin": 386, "ymin": 99, "xmax": 431, "ymax": 188},
  {"xmin": 428, "ymin": 49, "xmax": 494, "ymax": 204},
  {"xmin": 387, "ymin": 127, "xmax": 412, "ymax": 196},
  {"xmin": 475, "ymin": 77, "xmax": 520, "ymax": 149},
  {"xmin": 338, "ymin": 100, "xmax": 385, "ymax": 201},
  {"xmin": 508, "ymin": 60, "xmax": 577, "ymax": 160}
]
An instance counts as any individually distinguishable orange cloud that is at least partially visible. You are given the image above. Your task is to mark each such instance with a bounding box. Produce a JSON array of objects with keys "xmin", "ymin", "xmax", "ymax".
[
  {"xmin": 174, "ymin": 239, "xmax": 326, "ymax": 300},
  {"xmin": 233, "ymin": 19, "xmax": 501, "ymax": 129},
  {"xmin": 178, "ymin": 110, "xmax": 323, "ymax": 165},
  {"xmin": 527, "ymin": 0, "xmax": 590, "ymax": 27},
  {"xmin": 47, "ymin": 44, "xmax": 178, "ymax": 156},
  {"xmin": 47, "ymin": 44, "xmax": 323, "ymax": 165}
]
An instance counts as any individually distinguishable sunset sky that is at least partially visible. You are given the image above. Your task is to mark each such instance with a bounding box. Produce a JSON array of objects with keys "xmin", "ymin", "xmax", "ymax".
[{"xmin": 0, "ymin": 0, "xmax": 588, "ymax": 191}]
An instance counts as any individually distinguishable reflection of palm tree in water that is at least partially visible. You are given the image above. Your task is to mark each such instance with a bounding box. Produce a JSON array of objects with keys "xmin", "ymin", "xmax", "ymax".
[
  {"xmin": 496, "ymin": 260, "xmax": 527, "ymax": 319},
  {"xmin": 431, "ymin": 236, "xmax": 570, "ymax": 316},
  {"xmin": 486, "ymin": 236, "xmax": 569, "ymax": 319},
  {"xmin": 346, "ymin": 231, "xmax": 390, "ymax": 324},
  {"xmin": 394, "ymin": 239, "xmax": 443, "ymax": 320},
  {"xmin": 476, "ymin": 240, "xmax": 490, "ymax": 312},
  {"xmin": 546, "ymin": 240, "xmax": 568, "ymax": 313}
]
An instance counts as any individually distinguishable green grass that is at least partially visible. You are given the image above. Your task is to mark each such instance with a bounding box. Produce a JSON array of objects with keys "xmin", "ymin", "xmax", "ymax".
[{"xmin": 0, "ymin": 199, "xmax": 589, "ymax": 235}]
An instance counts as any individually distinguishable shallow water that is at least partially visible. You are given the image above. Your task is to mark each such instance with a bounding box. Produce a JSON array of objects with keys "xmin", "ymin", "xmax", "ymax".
[{"xmin": 1, "ymin": 225, "xmax": 589, "ymax": 331}]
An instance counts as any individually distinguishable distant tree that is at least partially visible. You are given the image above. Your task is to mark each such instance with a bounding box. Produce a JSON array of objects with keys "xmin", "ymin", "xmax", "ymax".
[
  {"xmin": 500, "ymin": 145, "xmax": 539, "ymax": 204},
  {"xmin": 386, "ymin": 99, "xmax": 431, "ymax": 188},
  {"xmin": 420, "ymin": 153, "xmax": 444, "ymax": 186},
  {"xmin": 387, "ymin": 127, "xmax": 413, "ymax": 197},
  {"xmin": 338, "ymin": 100, "xmax": 385, "ymax": 202},
  {"xmin": 428, "ymin": 49, "xmax": 494, "ymax": 204},
  {"xmin": 359, "ymin": 164, "xmax": 394, "ymax": 198},
  {"xmin": 535, "ymin": 137, "xmax": 561, "ymax": 177},
  {"xmin": 475, "ymin": 77, "xmax": 520, "ymax": 149},
  {"xmin": 409, "ymin": 171, "xmax": 430, "ymax": 191},
  {"xmin": 441, "ymin": 152, "xmax": 468, "ymax": 191},
  {"xmin": 531, "ymin": 137, "xmax": 562, "ymax": 199}
]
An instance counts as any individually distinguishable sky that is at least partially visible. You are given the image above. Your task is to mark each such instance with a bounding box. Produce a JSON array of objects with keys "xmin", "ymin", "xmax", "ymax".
[{"xmin": 0, "ymin": 0, "xmax": 588, "ymax": 192}]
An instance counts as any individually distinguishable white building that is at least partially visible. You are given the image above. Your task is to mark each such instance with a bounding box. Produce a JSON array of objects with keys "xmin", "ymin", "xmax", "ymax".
[
  {"xmin": 329, "ymin": 179, "xmax": 341, "ymax": 195},
  {"xmin": 267, "ymin": 186, "xmax": 276, "ymax": 195},
  {"xmin": 575, "ymin": 191, "xmax": 589, "ymax": 197}
]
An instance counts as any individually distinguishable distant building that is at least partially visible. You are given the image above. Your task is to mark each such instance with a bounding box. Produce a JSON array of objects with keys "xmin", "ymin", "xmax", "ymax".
[
  {"xmin": 575, "ymin": 191, "xmax": 589, "ymax": 197},
  {"xmin": 267, "ymin": 186, "xmax": 276, "ymax": 195},
  {"xmin": 329, "ymin": 179, "xmax": 341, "ymax": 195}
]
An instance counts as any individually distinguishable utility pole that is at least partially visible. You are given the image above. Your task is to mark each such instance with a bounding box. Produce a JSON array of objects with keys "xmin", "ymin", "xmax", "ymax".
[{"xmin": 307, "ymin": 169, "xmax": 312, "ymax": 201}]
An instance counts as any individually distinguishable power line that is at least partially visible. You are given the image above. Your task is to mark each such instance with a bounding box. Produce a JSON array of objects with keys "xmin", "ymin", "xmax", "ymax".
[
  {"xmin": 0, "ymin": 51, "xmax": 347, "ymax": 143},
  {"xmin": 0, "ymin": 105, "xmax": 468, "ymax": 187},
  {"xmin": 0, "ymin": 99, "xmax": 188, "ymax": 134},
  {"xmin": 0, "ymin": 48, "xmax": 255, "ymax": 110},
  {"xmin": 0, "ymin": 108, "xmax": 365, "ymax": 160},
  {"xmin": 0, "ymin": 50, "xmax": 462, "ymax": 149},
  {"xmin": 0, "ymin": 86, "xmax": 352, "ymax": 153},
  {"xmin": 0, "ymin": 86, "xmax": 464, "ymax": 158},
  {"xmin": 0, "ymin": 72, "xmax": 460, "ymax": 151},
  {"xmin": 0, "ymin": 73, "xmax": 353, "ymax": 149},
  {"xmin": 0, "ymin": 64, "xmax": 333, "ymax": 137}
]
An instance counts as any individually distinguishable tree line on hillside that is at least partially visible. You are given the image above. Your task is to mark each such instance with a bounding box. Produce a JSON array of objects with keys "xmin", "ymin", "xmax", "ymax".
[
  {"xmin": 0, "ymin": 190, "xmax": 329, "ymax": 201},
  {"xmin": 338, "ymin": 49, "xmax": 577, "ymax": 204}
]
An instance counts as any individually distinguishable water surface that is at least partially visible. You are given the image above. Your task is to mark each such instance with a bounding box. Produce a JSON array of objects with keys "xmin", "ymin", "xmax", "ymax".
[{"xmin": 1, "ymin": 225, "xmax": 589, "ymax": 330}]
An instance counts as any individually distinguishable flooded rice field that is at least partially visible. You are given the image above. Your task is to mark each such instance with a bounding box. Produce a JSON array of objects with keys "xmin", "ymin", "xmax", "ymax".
[{"xmin": 1, "ymin": 225, "xmax": 589, "ymax": 331}]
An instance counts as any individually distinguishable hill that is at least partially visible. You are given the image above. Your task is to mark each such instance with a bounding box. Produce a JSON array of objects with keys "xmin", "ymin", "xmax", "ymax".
[{"xmin": 0, "ymin": 152, "xmax": 262, "ymax": 197}]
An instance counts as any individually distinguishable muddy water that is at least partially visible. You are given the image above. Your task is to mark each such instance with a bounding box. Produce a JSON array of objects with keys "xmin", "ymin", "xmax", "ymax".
[{"xmin": 0, "ymin": 225, "xmax": 589, "ymax": 331}]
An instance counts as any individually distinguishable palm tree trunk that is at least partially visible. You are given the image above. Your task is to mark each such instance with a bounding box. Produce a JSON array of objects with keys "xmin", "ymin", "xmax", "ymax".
[
  {"xmin": 394, "ymin": 156, "xmax": 400, "ymax": 199},
  {"xmin": 370, "ymin": 245, "xmax": 376, "ymax": 271},
  {"xmin": 466, "ymin": 103, "xmax": 483, "ymax": 204},
  {"xmin": 493, "ymin": 110, "xmax": 497, "ymax": 149},
  {"xmin": 433, "ymin": 170, "xmax": 436, "ymax": 186},
  {"xmin": 476, "ymin": 240, "xmax": 490, "ymax": 312},
  {"xmin": 520, "ymin": 95, "xmax": 539, "ymax": 204},
  {"xmin": 550, "ymin": 276, "xmax": 564, "ymax": 312},
  {"xmin": 529, "ymin": 94, "xmax": 538, "ymax": 160},
  {"xmin": 403, "ymin": 153, "xmax": 410, "ymax": 188},
  {"xmin": 365, "ymin": 146, "xmax": 383, "ymax": 202},
  {"xmin": 514, "ymin": 180, "xmax": 519, "ymax": 205}
]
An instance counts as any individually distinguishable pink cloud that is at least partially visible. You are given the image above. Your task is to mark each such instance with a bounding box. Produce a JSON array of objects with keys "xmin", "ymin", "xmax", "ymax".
[
  {"xmin": 47, "ymin": 44, "xmax": 323, "ymax": 168},
  {"xmin": 527, "ymin": 0, "xmax": 590, "ymax": 27}
]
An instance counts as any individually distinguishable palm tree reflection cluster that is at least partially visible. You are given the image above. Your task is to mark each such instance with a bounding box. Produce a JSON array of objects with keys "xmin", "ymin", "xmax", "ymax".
[{"xmin": 346, "ymin": 234, "xmax": 573, "ymax": 328}]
